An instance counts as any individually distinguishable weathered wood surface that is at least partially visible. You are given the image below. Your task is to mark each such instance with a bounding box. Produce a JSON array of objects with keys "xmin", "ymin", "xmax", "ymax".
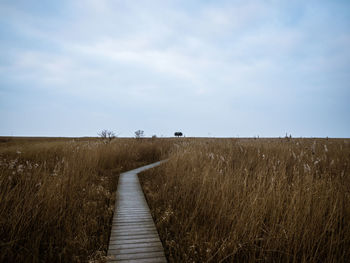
[{"xmin": 107, "ymin": 161, "xmax": 167, "ymax": 263}]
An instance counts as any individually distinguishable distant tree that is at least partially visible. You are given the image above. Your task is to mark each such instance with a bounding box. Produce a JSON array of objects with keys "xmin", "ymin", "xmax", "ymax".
[
  {"xmin": 98, "ymin": 129, "xmax": 116, "ymax": 143},
  {"xmin": 135, "ymin": 130, "xmax": 144, "ymax": 139},
  {"xmin": 152, "ymin": 135, "xmax": 157, "ymax": 139},
  {"xmin": 285, "ymin": 132, "xmax": 292, "ymax": 141},
  {"xmin": 174, "ymin": 132, "xmax": 183, "ymax": 137}
]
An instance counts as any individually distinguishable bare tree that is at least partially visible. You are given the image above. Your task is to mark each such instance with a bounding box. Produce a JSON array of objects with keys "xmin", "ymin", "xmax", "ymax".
[
  {"xmin": 98, "ymin": 129, "xmax": 116, "ymax": 143},
  {"xmin": 135, "ymin": 130, "xmax": 144, "ymax": 139}
]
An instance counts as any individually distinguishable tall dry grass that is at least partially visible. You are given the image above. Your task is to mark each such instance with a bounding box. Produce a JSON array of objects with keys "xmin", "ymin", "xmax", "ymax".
[
  {"xmin": 140, "ymin": 138, "xmax": 350, "ymax": 262},
  {"xmin": 0, "ymin": 137, "xmax": 172, "ymax": 263}
]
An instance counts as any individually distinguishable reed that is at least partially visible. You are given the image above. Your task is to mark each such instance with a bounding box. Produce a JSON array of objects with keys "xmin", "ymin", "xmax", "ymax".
[
  {"xmin": 140, "ymin": 138, "xmax": 350, "ymax": 262},
  {"xmin": 0, "ymin": 137, "xmax": 172, "ymax": 263}
]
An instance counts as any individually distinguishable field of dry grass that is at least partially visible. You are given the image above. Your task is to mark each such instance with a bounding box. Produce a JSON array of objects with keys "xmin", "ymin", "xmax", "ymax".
[
  {"xmin": 0, "ymin": 137, "xmax": 173, "ymax": 263},
  {"xmin": 140, "ymin": 138, "xmax": 350, "ymax": 262},
  {"xmin": 1, "ymin": 137, "xmax": 349, "ymax": 262}
]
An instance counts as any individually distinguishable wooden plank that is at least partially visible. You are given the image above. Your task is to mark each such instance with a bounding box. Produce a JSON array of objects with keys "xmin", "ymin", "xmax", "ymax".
[
  {"xmin": 108, "ymin": 258, "xmax": 166, "ymax": 263},
  {"xmin": 115, "ymin": 214, "xmax": 150, "ymax": 217},
  {"xmin": 109, "ymin": 241, "xmax": 163, "ymax": 250},
  {"xmin": 112, "ymin": 223, "xmax": 156, "ymax": 228},
  {"xmin": 112, "ymin": 227, "xmax": 157, "ymax": 234},
  {"xmin": 114, "ymin": 217, "xmax": 152, "ymax": 221},
  {"xmin": 112, "ymin": 230, "xmax": 159, "ymax": 238},
  {"xmin": 112, "ymin": 220, "xmax": 154, "ymax": 224},
  {"xmin": 107, "ymin": 161, "xmax": 167, "ymax": 262},
  {"xmin": 109, "ymin": 245, "xmax": 164, "ymax": 255},
  {"xmin": 109, "ymin": 251, "xmax": 166, "ymax": 261},
  {"xmin": 112, "ymin": 225, "xmax": 156, "ymax": 230},
  {"xmin": 109, "ymin": 237, "xmax": 160, "ymax": 245},
  {"xmin": 110, "ymin": 234, "xmax": 159, "ymax": 241}
]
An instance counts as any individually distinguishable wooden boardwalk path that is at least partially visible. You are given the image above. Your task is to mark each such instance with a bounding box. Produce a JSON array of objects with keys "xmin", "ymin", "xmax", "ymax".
[{"xmin": 107, "ymin": 161, "xmax": 167, "ymax": 263}]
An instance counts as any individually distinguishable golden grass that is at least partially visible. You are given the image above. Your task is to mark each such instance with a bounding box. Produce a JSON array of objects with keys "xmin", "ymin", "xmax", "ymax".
[
  {"xmin": 140, "ymin": 138, "xmax": 350, "ymax": 262},
  {"xmin": 0, "ymin": 137, "xmax": 173, "ymax": 263}
]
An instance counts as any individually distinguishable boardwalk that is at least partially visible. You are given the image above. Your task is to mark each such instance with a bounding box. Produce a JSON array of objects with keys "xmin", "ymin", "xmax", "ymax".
[{"xmin": 107, "ymin": 161, "xmax": 167, "ymax": 263}]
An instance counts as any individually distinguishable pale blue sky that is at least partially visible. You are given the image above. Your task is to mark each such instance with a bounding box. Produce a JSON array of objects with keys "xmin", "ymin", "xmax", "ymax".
[{"xmin": 1, "ymin": 0, "xmax": 349, "ymax": 137}]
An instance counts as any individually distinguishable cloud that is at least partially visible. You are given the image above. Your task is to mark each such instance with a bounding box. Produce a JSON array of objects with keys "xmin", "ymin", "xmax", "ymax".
[{"xmin": 0, "ymin": 0, "xmax": 349, "ymax": 136}]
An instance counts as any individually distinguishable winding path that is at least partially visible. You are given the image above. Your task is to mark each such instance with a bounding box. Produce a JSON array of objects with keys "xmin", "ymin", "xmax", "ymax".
[{"xmin": 107, "ymin": 161, "xmax": 167, "ymax": 263}]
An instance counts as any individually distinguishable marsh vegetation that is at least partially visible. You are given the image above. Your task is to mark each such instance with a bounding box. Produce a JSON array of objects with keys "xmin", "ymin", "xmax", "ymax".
[
  {"xmin": 140, "ymin": 138, "xmax": 350, "ymax": 262},
  {"xmin": 1, "ymin": 137, "xmax": 349, "ymax": 262},
  {"xmin": 0, "ymin": 137, "xmax": 171, "ymax": 262}
]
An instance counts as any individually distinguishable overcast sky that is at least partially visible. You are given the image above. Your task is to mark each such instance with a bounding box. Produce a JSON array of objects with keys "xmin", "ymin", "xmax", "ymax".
[{"xmin": 1, "ymin": 0, "xmax": 349, "ymax": 137}]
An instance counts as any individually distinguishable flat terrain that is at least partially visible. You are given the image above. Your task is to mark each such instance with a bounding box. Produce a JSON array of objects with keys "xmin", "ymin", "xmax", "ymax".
[
  {"xmin": 1, "ymin": 137, "xmax": 349, "ymax": 262},
  {"xmin": 140, "ymin": 138, "xmax": 350, "ymax": 262},
  {"xmin": 0, "ymin": 137, "xmax": 172, "ymax": 262}
]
